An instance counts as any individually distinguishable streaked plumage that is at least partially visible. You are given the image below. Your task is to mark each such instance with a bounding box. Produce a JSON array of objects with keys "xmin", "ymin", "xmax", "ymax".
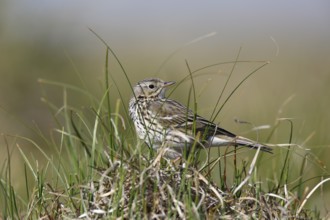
[{"xmin": 129, "ymin": 78, "xmax": 272, "ymax": 159}]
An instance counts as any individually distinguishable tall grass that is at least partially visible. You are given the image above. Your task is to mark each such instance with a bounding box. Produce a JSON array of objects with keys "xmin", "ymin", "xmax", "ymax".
[{"xmin": 0, "ymin": 36, "xmax": 328, "ymax": 219}]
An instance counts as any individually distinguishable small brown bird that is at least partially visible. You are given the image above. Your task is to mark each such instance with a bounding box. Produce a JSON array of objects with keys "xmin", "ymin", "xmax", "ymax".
[{"xmin": 129, "ymin": 78, "xmax": 272, "ymax": 159}]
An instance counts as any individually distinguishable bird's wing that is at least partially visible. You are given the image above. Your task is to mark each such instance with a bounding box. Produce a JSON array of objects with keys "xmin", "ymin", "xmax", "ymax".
[
  {"xmin": 147, "ymin": 98, "xmax": 272, "ymax": 153},
  {"xmin": 148, "ymin": 98, "xmax": 236, "ymax": 138}
]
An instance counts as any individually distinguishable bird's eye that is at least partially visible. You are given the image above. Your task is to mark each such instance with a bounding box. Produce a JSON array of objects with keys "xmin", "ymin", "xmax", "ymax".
[{"xmin": 148, "ymin": 84, "xmax": 155, "ymax": 89}]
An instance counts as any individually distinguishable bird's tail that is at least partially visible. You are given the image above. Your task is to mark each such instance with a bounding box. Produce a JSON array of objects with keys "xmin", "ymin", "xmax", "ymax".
[
  {"xmin": 234, "ymin": 136, "xmax": 272, "ymax": 153},
  {"xmin": 209, "ymin": 135, "xmax": 273, "ymax": 153}
]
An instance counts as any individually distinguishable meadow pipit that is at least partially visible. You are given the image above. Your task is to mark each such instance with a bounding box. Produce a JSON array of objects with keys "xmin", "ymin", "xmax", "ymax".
[{"xmin": 129, "ymin": 78, "xmax": 272, "ymax": 159}]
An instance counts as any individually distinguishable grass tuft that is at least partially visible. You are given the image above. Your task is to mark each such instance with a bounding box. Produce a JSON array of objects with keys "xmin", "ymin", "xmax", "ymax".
[{"xmin": 0, "ymin": 38, "xmax": 327, "ymax": 219}]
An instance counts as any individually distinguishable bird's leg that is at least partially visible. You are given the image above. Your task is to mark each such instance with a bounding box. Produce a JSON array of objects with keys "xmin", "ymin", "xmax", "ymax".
[{"xmin": 151, "ymin": 145, "xmax": 165, "ymax": 167}]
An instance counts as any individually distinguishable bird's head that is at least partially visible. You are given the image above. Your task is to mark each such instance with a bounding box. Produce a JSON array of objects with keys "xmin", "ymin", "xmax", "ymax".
[{"xmin": 132, "ymin": 78, "xmax": 175, "ymax": 99}]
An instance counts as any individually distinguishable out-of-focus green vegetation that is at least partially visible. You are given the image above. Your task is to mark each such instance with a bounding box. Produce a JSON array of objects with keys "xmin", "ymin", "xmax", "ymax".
[{"xmin": 0, "ymin": 0, "xmax": 329, "ymax": 216}]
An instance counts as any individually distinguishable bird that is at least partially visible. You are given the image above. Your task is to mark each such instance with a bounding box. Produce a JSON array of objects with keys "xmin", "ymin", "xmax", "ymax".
[{"xmin": 129, "ymin": 78, "xmax": 272, "ymax": 159}]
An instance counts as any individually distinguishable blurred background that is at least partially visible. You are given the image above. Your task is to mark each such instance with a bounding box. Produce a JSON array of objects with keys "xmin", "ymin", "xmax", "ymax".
[{"xmin": 1, "ymin": 0, "xmax": 329, "ymax": 215}]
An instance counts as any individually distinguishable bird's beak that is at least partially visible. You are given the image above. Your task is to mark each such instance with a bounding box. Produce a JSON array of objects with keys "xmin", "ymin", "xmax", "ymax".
[{"xmin": 163, "ymin": 81, "xmax": 175, "ymax": 87}]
